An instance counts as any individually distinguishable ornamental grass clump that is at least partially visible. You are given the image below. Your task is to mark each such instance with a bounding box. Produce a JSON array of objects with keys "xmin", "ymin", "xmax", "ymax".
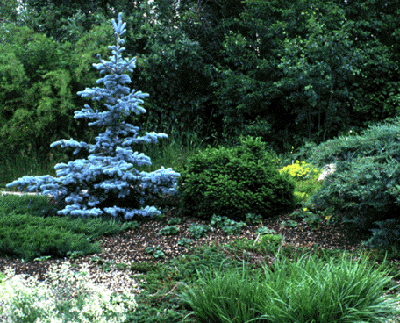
[
  {"xmin": 6, "ymin": 12, "xmax": 180, "ymax": 223},
  {"xmin": 179, "ymin": 250, "xmax": 400, "ymax": 323}
]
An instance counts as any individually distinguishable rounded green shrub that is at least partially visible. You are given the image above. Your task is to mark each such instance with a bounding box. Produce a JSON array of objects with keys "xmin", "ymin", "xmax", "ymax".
[{"xmin": 175, "ymin": 135, "xmax": 297, "ymax": 222}]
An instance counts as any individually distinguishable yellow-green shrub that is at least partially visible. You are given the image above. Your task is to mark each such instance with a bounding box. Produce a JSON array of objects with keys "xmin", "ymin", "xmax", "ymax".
[
  {"xmin": 279, "ymin": 160, "xmax": 323, "ymax": 182},
  {"xmin": 278, "ymin": 161, "xmax": 325, "ymax": 206},
  {"xmin": 293, "ymin": 178, "xmax": 325, "ymax": 205},
  {"xmin": 293, "ymin": 191, "xmax": 310, "ymax": 205}
]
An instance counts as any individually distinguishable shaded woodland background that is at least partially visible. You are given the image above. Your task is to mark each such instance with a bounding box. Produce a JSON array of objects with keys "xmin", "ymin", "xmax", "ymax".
[{"xmin": 0, "ymin": 0, "xmax": 399, "ymax": 163}]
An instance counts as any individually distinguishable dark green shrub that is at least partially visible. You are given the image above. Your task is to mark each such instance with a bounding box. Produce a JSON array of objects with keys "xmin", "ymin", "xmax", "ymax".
[
  {"xmin": 175, "ymin": 135, "xmax": 297, "ymax": 222},
  {"xmin": 299, "ymin": 117, "xmax": 400, "ymax": 247},
  {"xmin": 361, "ymin": 219, "xmax": 400, "ymax": 250}
]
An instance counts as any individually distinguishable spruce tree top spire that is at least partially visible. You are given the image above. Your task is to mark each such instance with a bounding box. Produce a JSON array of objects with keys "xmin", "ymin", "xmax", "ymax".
[{"xmin": 6, "ymin": 12, "xmax": 181, "ymax": 221}]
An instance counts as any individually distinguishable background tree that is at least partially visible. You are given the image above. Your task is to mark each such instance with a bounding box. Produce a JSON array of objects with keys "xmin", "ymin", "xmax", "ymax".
[
  {"xmin": 0, "ymin": 20, "xmax": 118, "ymax": 161},
  {"xmin": 198, "ymin": 0, "xmax": 400, "ymax": 153},
  {"xmin": 273, "ymin": 2, "xmax": 366, "ymax": 144},
  {"xmin": 1, "ymin": 0, "xmax": 399, "ymax": 162},
  {"xmin": 336, "ymin": 0, "xmax": 400, "ymax": 134},
  {"xmin": 0, "ymin": 0, "xmax": 20, "ymax": 24}
]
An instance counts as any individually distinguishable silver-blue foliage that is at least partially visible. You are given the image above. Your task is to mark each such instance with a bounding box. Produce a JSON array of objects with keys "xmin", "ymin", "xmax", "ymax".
[{"xmin": 6, "ymin": 12, "xmax": 181, "ymax": 220}]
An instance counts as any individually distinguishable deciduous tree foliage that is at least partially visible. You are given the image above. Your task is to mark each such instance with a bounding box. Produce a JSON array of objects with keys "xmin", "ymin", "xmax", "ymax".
[
  {"xmin": 273, "ymin": 2, "xmax": 365, "ymax": 143},
  {"xmin": 6, "ymin": 12, "xmax": 181, "ymax": 220},
  {"xmin": 1, "ymin": 0, "xmax": 399, "ymax": 160},
  {"xmin": 0, "ymin": 0, "xmax": 20, "ymax": 24},
  {"xmin": 18, "ymin": 0, "xmax": 173, "ymax": 43},
  {"xmin": 339, "ymin": 0, "xmax": 400, "ymax": 132},
  {"xmin": 207, "ymin": 0, "xmax": 400, "ymax": 152},
  {"xmin": 0, "ymin": 22, "xmax": 117, "ymax": 162}
]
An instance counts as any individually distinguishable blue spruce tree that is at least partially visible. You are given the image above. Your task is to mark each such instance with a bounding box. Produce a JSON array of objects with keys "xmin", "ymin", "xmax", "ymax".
[{"xmin": 6, "ymin": 12, "xmax": 181, "ymax": 221}]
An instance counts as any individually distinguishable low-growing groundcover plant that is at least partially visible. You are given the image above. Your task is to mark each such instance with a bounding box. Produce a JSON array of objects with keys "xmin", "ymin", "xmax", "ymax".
[
  {"xmin": 0, "ymin": 193, "xmax": 140, "ymax": 262},
  {"xmin": 0, "ymin": 262, "xmax": 138, "ymax": 323},
  {"xmin": 6, "ymin": 11, "xmax": 180, "ymax": 222},
  {"xmin": 178, "ymin": 251, "xmax": 400, "ymax": 323}
]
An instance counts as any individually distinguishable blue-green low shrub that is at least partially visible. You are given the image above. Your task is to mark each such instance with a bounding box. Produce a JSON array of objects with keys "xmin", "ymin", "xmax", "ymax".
[{"xmin": 296, "ymin": 116, "xmax": 400, "ymax": 250}]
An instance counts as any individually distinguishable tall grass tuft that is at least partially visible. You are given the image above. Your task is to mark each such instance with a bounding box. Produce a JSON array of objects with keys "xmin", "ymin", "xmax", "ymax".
[{"xmin": 179, "ymin": 250, "xmax": 400, "ymax": 323}]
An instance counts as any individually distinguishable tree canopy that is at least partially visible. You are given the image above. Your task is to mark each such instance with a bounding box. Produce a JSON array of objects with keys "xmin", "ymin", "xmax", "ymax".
[{"xmin": 0, "ymin": 0, "xmax": 399, "ymax": 159}]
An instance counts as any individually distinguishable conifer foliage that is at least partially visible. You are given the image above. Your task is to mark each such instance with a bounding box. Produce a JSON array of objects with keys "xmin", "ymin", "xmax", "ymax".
[{"xmin": 6, "ymin": 12, "xmax": 181, "ymax": 220}]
